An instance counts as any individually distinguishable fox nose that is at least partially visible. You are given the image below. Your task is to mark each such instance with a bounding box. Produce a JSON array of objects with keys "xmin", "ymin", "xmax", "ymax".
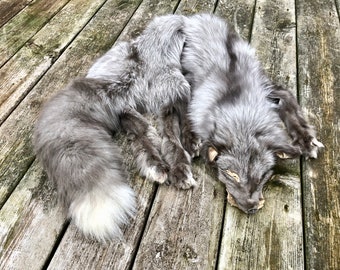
[
  {"xmin": 246, "ymin": 196, "xmax": 265, "ymax": 214},
  {"xmin": 247, "ymin": 208, "xmax": 258, "ymax": 214}
]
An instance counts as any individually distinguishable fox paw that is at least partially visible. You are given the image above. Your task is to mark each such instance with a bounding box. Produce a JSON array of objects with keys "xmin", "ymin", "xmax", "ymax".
[
  {"xmin": 142, "ymin": 163, "xmax": 169, "ymax": 184},
  {"xmin": 189, "ymin": 138, "xmax": 202, "ymax": 158},
  {"xmin": 182, "ymin": 135, "xmax": 202, "ymax": 158},
  {"xmin": 170, "ymin": 163, "xmax": 197, "ymax": 189},
  {"xmin": 302, "ymin": 137, "xmax": 324, "ymax": 159}
]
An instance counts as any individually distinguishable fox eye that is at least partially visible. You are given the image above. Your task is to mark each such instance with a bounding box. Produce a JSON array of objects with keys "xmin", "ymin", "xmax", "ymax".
[{"xmin": 225, "ymin": 170, "xmax": 240, "ymax": 182}]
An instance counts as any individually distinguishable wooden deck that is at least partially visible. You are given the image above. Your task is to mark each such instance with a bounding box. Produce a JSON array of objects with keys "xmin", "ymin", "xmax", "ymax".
[{"xmin": 0, "ymin": 0, "xmax": 339, "ymax": 269}]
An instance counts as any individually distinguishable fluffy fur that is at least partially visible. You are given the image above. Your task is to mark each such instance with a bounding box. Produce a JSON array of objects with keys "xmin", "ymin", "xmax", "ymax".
[
  {"xmin": 34, "ymin": 14, "xmax": 323, "ymax": 241},
  {"xmin": 181, "ymin": 14, "xmax": 323, "ymax": 213},
  {"xmin": 34, "ymin": 15, "xmax": 188, "ymax": 241}
]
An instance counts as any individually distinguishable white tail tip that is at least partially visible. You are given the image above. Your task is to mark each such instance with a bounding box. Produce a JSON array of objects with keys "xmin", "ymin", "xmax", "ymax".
[{"xmin": 69, "ymin": 184, "xmax": 136, "ymax": 242}]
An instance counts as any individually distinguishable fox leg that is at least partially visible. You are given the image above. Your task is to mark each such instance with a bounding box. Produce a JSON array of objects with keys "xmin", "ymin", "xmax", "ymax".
[
  {"xmin": 120, "ymin": 108, "xmax": 169, "ymax": 184},
  {"xmin": 268, "ymin": 85, "xmax": 324, "ymax": 158},
  {"xmin": 159, "ymin": 106, "xmax": 197, "ymax": 189},
  {"xmin": 178, "ymin": 105, "xmax": 202, "ymax": 158}
]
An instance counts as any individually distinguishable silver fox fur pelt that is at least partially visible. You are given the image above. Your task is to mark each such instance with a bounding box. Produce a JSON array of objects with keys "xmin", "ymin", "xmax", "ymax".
[{"xmin": 33, "ymin": 14, "xmax": 323, "ymax": 242}]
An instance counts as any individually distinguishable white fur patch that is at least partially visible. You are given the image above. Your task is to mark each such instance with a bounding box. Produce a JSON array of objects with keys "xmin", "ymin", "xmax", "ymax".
[{"xmin": 69, "ymin": 183, "xmax": 136, "ymax": 242}]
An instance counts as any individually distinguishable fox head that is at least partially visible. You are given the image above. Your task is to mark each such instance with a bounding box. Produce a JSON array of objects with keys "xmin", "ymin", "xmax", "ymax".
[{"xmin": 204, "ymin": 130, "xmax": 300, "ymax": 214}]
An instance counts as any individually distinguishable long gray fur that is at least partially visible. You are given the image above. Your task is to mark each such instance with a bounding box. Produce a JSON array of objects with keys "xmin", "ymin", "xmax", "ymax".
[{"xmin": 33, "ymin": 14, "xmax": 323, "ymax": 241}]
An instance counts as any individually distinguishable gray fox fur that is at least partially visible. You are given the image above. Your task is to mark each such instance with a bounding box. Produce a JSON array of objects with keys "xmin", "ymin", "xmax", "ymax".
[{"xmin": 33, "ymin": 14, "xmax": 323, "ymax": 241}]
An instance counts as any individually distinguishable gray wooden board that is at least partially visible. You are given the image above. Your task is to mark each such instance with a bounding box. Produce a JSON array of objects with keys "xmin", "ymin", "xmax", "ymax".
[
  {"xmin": 0, "ymin": 0, "xmax": 32, "ymax": 27},
  {"xmin": 132, "ymin": 163, "xmax": 225, "ymax": 270},
  {"xmin": 218, "ymin": 175, "xmax": 303, "ymax": 270},
  {"xmin": 0, "ymin": 161, "xmax": 65, "ymax": 270},
  {"xmin": 215, "ymin": 0, "xmax": 256, "ymax": 40},
  {"xmin": 296, "ymin": 0, "xmax": 340, "ymax": 269},
  {"xmin": 0, "ymin": 0, "xmax": 70, "ymax": 67},
  {"xmin": 176, "ymin": 0, "xmax": 217, "ymax": 15},
  {"xmin": 0, "ymin": 0, "xmax": 108, "ymax": 125}
]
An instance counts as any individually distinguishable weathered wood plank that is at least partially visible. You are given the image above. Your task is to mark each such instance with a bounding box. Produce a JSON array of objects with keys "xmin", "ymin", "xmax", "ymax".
[
  {"xmin": 215, "ymin": 0, "xmax": 256, "ymax": 40},
  {"xmin": 0, "ymin": 0, "xmax": 70, "ymax": 67},
  {"xmin": 251, "ymin": 0, "xmax": 297, "ymax": 90},
  {"xmin": 219, "ymin": 176, "xmax": 303, "ymax": 270},
  {"xmin": 0, "ymin": 0, "xmax": 109, "ymax": 206},
  {"xmin": 296, "ymin": 0, "xmax": 340, "ymax": 269},
  {"xmin": 217, "ymin": 0, "xmax": 304, "ymax": 269},
  {"xmin": 0, "ymin": 0, "xmax": 32, "ymax": 27},
  {"xmin": 176, "ymin": 0, "xmax": 216, "ymax": 14},
  {"xmin": 132, "ymin": 164, "xmax": 225, "ymax": 270},
  {"xmin": 0, "ymin": 161, "xmax": 65, "ymax": 270},
  {"xmin": 46, "ymin": 1, "xmax": 183, "ymax": 269},
  {"xmin": 131, "ymin": 2, "xmax": 226, "ymax": 270},
  {"xmin": 0, "ymin": 0, "xmax": 107, "ymax": 126}
]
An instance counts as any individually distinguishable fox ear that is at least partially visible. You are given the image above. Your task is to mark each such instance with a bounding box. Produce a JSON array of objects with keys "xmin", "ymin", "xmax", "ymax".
[{"xmin": 208, "ymin": 146, "xmax": 219, "ymax": 162}]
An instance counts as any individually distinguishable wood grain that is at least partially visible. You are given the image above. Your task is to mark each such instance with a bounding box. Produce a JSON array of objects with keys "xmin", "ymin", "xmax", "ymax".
[
  {"xmin": 0, "ymin": 0, "xmax": 70, "ymax": 67},
  {"xmin": 215, "ymin": 0, "xmax": 256, "ymax": 40},
  {"xmin": 0, "ymin": 161, "xmax": 65, "ymax": 270},
  {"xmin": 0, "ymin": 0, "xmax": 32, "ymax": 27},
  {"xmin": 297, "ymin": 0, "xmax": 340, "ymax": 269},
  {"xmin": 0, "ymin": 0, "xmax": 108, "ymax": 125},
  {"xmin": 219, "ymin": 176, "xmax": 303, "ymax": 270},
  {"xmin": 132, "ymin": 164, "xmax": 225, "ymax": 270},
  {"xmin": 176, "ymin": 0, "xmax": 217, "ymax": 14}
]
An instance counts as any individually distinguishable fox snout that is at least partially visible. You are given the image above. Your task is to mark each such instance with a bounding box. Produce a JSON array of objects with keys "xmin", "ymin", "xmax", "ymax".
[{"xmin": 227, "ymin": 192, "xmax": 265, "ymax": 214}]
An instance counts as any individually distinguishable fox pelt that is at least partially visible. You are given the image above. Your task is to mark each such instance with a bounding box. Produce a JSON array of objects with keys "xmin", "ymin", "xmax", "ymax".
[{"xmin": 33, "ymin": 14, "xmax": 323, "ymax": 242}]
